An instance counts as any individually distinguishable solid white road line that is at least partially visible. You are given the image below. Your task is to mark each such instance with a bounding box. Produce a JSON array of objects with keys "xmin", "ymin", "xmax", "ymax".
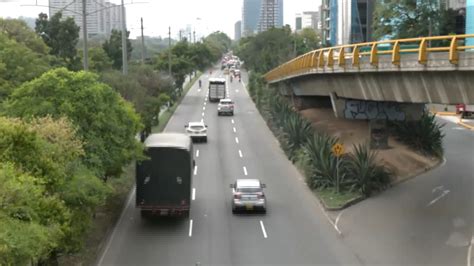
[
  {"xmin": 196, "ymin": 150, "xmax": 199, "ymax": 158},
  {"xmin": 192, "ymin": 188, "xmax": 196, "ymax": 201},
  {"xmin": 467, "ymin": 236, "xmax": 474, "ymax": 266},
  {"xmin": 334, "ymin": 210, "xmax": 345, "ymax": 234},
  {"xmin": 233, "ymin": 127, "xmax": 237, "ymax": 133},
  {"xmin": 243, "ymin": 166, "xmax": 248, "ymax": 176},
  {"xmin": 235, "ymin": 137, "xmax": 239, "ymax": 144},
  {"xmin": 260, "ymin": 221, "xmax": 268, "ymax": 238},
  {"xmin": 231, "ymin": 119, "xmax": 235, "ymax": 124},
  {"xmin": 427, "ymin": 189, "xmax": 450, "ymax": 207},
  {"xmin": 239, "ymin": 150, "xmax": 243, "ymax": 158},
  {"xmin": 97, "ymin": 187, "xmax": 136, "ymax": 266},
  {"xmin": 194, "ymin": 165, "xmax": 198, "ymax": 176},
  {"xmin": 189, "ymin": 219, "xmax": 193, "ymax": 237}
]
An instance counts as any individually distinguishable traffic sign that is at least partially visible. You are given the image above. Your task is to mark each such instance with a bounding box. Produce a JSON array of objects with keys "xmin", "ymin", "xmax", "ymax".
[{"xmin": 332, "ymin": 143, "xmax": 344, "ymax": 157}]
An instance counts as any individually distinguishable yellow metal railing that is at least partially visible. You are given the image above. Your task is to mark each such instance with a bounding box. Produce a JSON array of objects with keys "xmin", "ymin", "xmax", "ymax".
[{"xmin": 264, "ymin": 34, "xmax": 474, "ymax": 82}]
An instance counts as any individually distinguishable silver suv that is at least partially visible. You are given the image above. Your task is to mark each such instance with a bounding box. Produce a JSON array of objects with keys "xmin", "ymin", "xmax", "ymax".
[
  {"xmin": 230, "ymin": 179, "xmax": 266, "ymax": 214},
  {"xmin": 217, "ymin": 99, "xmax": 234, "ymax": 116}
]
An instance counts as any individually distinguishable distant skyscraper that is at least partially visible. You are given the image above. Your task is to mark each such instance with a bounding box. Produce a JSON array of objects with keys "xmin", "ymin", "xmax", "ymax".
[
  {"xmin": 467, "ymin": 0, "xmax": 474, "ymax": 45},
  {"xmin": 295, "ymin": 14, "xmax": 302, "ymax": 31},
  {"xmin": 242, "ymin": 0, "xmax": 262, "ymax": 36},
  {"xmin": 234, "ymin": 21, "xmax": 242, "ymax": 40},
  {"xmin": 296, "ymin": 11, "xmax": 319, "ymax": 32},
  {"xmin": 48, "ymin": 0, "xmax": 124, "ymax": 38},
  {"xmin": 320, "ymin": 0, "xmax": 374, "ymax": 46},
  {"xmin": 257, "ymin": 0, "xmax": 283, "ymax": 32}
]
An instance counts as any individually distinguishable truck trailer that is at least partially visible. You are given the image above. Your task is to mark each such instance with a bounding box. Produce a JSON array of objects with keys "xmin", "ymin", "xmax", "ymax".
[
  {"xmin": 136, "ymin": 133, "xmax": 194, "ymax": 217},
  {"xmin": 209, "ymin": 78, "xmax": 226, "ymax": 102}
]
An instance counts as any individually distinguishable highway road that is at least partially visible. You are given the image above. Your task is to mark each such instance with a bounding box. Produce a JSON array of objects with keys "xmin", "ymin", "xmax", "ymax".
[
  {"xmin": 96, "ymin": 69, "xmax": 359, "ymax": 266},
  {"xmin": 332, "ymin": 117, "xmax": 474, "ymax": 266}
]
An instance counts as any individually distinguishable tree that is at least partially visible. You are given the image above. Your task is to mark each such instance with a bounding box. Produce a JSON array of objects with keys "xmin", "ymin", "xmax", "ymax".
[
  {"xmin": 35, "ymin": 12, "xmax": 81, "ymax": 70},
  {"xmin": 372, "ymin": 0, "xmax": 461, "ymax": 40},
  {"xmin": 0, "ymin": 33, "xmax": 50, "ymax": 100},
  {"xmin": 3, "ymin": 68, "xmax": 142, "ymax": 178},
  {"xmin": 87, "ymin": 47, "xmax": 113, "ymax": 72},
  {"xmin": 103, "ymin": 29, "xmax": 133, "ymax": 70},
  {"xmin": 236, "ymin": 26, "xmax": 294, "ymax": 73},
  {"xmin": 295, "ymin": 28, "xmax": 321, "ymax": 55},
  {"xmin": 0, "ymin": 18, "xmax": 49, "ymax": 55}
]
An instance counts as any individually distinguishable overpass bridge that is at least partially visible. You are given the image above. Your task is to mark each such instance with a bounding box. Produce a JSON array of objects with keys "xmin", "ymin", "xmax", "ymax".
[{"xmin": 264, "ymin": 35, "xmax": 474, "ymax": 122}]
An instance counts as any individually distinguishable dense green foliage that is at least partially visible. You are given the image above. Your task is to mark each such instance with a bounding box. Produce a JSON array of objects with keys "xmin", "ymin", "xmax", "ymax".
[
  {"xmin": 390, "ymin": 112, "xmax": 445, "ymax": 158},
  {"xmin": 35, "ymin": 12, "xmax": 81, "ymax": 70},
  {"xmin": 3, "ymin": 68, "xmax": 142, "ymax": 178},
  {"xmin": 103, "ymin": 29, "xmax": 133, "ymax": 70},
  {"xmin": 0, "ymin": 117, "xmax": 110, "ymax": 264},
  {"xmin": 373, "ymin": 0, "xmax": 463, "ymax": 40}
]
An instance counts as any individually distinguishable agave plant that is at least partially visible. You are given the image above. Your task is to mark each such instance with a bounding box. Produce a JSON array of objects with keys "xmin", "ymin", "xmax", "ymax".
[
  {"xmin": 303, "ymin": 134, "xmax": 349, "ymax": 192},
  {"xmin": 346, "ymin": 143, "xmax": 391, "ymax": 197},
  {"xmin": 390, "ymin": 112, "xmax": 445, "ymax": 158},
  {"xmin": 281, "ymin": 113, "xmax": 313, "ymax": 160}
]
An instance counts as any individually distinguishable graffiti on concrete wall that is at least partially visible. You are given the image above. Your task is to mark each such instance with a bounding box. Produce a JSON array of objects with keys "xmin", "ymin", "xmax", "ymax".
[{"xmin": 344, "ymin": 100, "xmax": 406, "ymax": 121}]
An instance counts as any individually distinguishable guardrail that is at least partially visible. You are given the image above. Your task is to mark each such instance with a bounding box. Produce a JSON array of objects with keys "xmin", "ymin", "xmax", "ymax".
[{"xmin": 264, "ymin": 34, "xmax": 474, "ymax": 82}]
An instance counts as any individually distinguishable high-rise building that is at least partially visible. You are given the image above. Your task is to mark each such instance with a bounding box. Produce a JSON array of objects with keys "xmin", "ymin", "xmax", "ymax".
[
  {"xmin": 234, "ymin": 20, "xmax": 242, "ymax": 40},
  {"xmin": 242, "ymin": 0, "xmax": 262, "ymax": 36},
  {"xmin": 48, "ymin": 0, "xmax": 124, "ymax": 38},
  {"xmin": 257, "ymin": 0, "xmax": 283, "ymax": 32},
  {"xmin": 467, "ymin": 0, "xmax": 474, "ymax": 45},
  {"xmin": 295, "ymin": 14, "xmax": 302, "ymax": 31},
  {"xmin": 445, "ymin": 0, "xmax": 466, "ymax": 9},
  {"xmin": 320, "ymin": 0, "xmax": 374, "ymax": 46}
]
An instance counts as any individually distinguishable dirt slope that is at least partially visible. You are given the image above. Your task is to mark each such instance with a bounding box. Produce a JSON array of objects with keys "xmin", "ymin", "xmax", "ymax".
[{"xmin": 300, "ymin": 108, "xmax": 440, "ymax": 183}]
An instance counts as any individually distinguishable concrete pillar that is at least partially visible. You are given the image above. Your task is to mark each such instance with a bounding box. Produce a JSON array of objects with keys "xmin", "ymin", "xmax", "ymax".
[{"xmin": 369, "ymin": 119, "xmax": 389, "ymax": 149}]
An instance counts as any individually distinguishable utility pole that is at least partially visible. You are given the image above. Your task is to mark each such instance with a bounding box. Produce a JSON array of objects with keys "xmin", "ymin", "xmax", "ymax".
[
  {"xmin": 82, "ymin": 0, "xmax": 89, "ymax": 71},
  {"xmin": 141, "ymin": 17, "xmax": 145, "ymax": 64},
  {"xmin": 121, "ymin": 0, "xmax": 128, "ymax": 75},
  {"xmin": 168, "ymin": 26, "xmax": 172, "ymax": 76},
  {"xmin": 193, "ymin": 30, "xmax": 196, "ymax": 43},
  {"xmin": 179, "ymin": 30, "xmax": 182, "ymax": 41}
]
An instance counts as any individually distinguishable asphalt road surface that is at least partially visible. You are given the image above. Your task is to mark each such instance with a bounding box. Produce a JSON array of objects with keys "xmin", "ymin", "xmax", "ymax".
[
  {"xmin": 97, "ymin": 69, "xmax": 359, "ymax": 266},
  {"xmin": 331, "ymin": 116, "xmax": 474, "ymax": 266}
]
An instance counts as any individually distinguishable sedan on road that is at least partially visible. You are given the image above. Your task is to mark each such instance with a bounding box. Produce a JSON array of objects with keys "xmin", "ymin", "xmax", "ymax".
[
  {"xmin": 217, "ymin": 99, "xmax": 234, "ymax": 116},
  {"xmin": 185, "ymin": 121, "xmax": 208, "ymax": 142},
  {"xmin": 230, "ymin": 179, "xmax": 267, "ymax": 214}
]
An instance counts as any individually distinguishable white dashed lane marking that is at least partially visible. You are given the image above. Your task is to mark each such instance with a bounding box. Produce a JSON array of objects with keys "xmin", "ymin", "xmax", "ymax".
[
  {"xmin": 235, "ymin": 137, "xmax": 239, "ymax": 144},
  {"xmin": 243, "ymin": 166, "xmax": 248, "ymax": 176},
  {"xmin": 239, "ymin": 150, "xmax": 243, "ymax": 158},
  {"xmin": 260, "ymin": 221, "xmax": 268, "ymax": 238}
]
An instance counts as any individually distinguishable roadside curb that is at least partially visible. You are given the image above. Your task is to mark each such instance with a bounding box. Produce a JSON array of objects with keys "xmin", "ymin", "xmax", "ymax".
[
  {"xmin": 319, "ymin": 195, "xmax": 365, "ymax": 211},
  {"xmin": 433, "ymin": 111, "xmax": 457, "ymax": 116},
  {"xmin": 458, "ymin": 121, "xmax": 474, "ymax": 131}
]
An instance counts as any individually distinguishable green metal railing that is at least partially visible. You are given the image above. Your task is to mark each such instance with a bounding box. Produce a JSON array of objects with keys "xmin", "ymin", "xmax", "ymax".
[{"xmin": 264, "ymin": 34, "xmax": 474, "ymax": 82}]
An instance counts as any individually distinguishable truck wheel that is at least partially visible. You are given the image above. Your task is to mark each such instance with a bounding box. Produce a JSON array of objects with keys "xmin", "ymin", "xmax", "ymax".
[
  {"xmin": 140, "ymin": 210, "xmax": 149, "ymax": 218},
  {"xmin": 203, "ymin": 137, "xmax": 207, "ymax": 143},
  {"xmin": 232, "ymin": 208, "xmax": 236, "ymax": 214}
]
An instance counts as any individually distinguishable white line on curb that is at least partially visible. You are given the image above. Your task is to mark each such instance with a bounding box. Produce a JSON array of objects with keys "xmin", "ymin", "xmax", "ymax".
[
  {"xmin": 194, "ymin": 165, "xmax": 198, "ymax": 176},
  {"xmin": 196, "ymin": 150, "xmax": 199, "ymax": 158},
  {"xmin": 335, "ymin": 210, "xmax": 345, "ymax": 234},
  {"xmin": 467, "ymin": 236, "xmax": 474, "ymax": 266},
  {"xmin": 260, "ymin": 221, "xmax": 268, "ymax": 238},
  {"xmin": 233, "ymin": 127, "xmax": 236, "ymax": 133},
  {"xmin": 192, "ymin": 188, "xmax": 196, "ymax": 201},
  {"xmin": 189, "ymin": 219, "xmax": 193, "ymax": 237},
  {"xmin": 239, "ymin": 150, "xmax": 243, "ymax": 158},
  {"xmin": 235, "ymin": 137, "xmax": 239, "ymax": 144},
  {"xmin": 243, "ymin": 166, "xmax": 248, "ymax": 176}
]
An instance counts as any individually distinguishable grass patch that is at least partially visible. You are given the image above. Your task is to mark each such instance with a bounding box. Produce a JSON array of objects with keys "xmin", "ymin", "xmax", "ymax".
[{"xmin": 315, "ymin": 188, "xmax": 362, "ymax": 210}]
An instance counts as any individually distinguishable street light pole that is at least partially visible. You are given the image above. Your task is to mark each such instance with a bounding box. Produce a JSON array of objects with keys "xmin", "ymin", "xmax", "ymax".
[
  {"xmin": 141, "ymin": 17, "xmax": 145, "ymax": 64},
  {"xmin": 168, "ymin": 26, "xmax": 172, "ymax": 76},
  {"xmin": 82, "ymin": 0, "xmax": 89, "ymax": 71},
  {"xmin": 121, "ymin": 0, "xmax": 128, "ymax": 75}
]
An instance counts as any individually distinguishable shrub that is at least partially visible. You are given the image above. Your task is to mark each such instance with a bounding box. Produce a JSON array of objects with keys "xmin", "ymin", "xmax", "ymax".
[
  {"xmin": 346, "ymin": 143, "xmax": 392, "ymax": 197},
  {"xmin": 390, "ymin": 111, "xmax": 445, "ymax": 158}
]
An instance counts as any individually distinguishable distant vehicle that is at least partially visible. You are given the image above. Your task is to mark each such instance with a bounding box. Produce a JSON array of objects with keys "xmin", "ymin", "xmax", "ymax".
[
  {"xmin": 230, "ymin": 179, "xmax": 267, "ymax": 214},
  {"xmin": 208, "ymin": 78, "xmax": 226, "ymax": 102},
  {"xmin": 185, "ymin": 121, "xmax": 208, "ymax": 142},
  {"xmin": 234, "ymin": 69, "xmax": 241, "ymax": 78},
  {"xmin": 456, "ymin": 104, "xmax": 474, "ymax": 118},
  {"xmin": 136, "ymin": 133, "xmax": 194, "ymax": 218},
  {"xmin": 223, "ymin": 68, "xmax": 230, "ymax": 75},
  {"xmin": 217, "ymin": 99, "xmax": 234, "ymax": 116}
]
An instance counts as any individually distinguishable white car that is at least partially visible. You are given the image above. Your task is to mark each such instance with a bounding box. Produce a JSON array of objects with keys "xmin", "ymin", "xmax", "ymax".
[
  {"xmin": 217, "ymin": 99, "xmax": 234, "ymax": 116},
  {"xmin": 185, "ymin": 121, "xmax": 208, "ymax": 142}
]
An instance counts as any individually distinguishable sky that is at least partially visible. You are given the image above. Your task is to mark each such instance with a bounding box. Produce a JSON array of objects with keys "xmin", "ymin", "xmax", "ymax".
[{"xmin": 0, "ymin": 0, "xmax": 321, "ymax": 39}]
